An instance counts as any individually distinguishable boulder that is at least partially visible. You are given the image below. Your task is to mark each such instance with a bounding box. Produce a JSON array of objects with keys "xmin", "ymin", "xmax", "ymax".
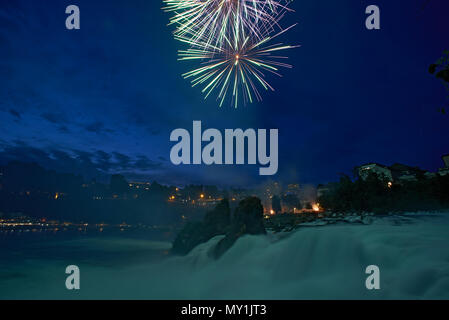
[
  {"xmin": 203, "ymin": 199, "xmax": 231, "ymax": 236},
  {"xmin": 171, "ymin": 221, "xmax": 209, "ymax": 255},
  {"xmin": 233, "ymin": 196, "xmax": 266, "ymax": 235},
  {"xmin": 172, "ymin": 199, "xmax": 231, "ymax": 255},
  {"xmin": 213, "ymin": 197, "xmax": 266, "ymax": 259},
  {"xmin": 172, "ymin": 197, "xmax": 267, "ymax": 258}
]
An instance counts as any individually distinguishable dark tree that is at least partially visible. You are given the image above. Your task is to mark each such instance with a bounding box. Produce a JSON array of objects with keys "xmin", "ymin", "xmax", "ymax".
[
  {"xmin": 109, "ymin": 174, "xmax": 129, "ymax": 195},
  {"xmin": 429, "ymin": 50, "xmax": 449, "ymax": 114}
]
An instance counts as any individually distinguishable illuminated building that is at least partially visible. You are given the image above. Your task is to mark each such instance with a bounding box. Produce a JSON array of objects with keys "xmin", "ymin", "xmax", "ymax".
[
  {"xmin": 357, "ymin": 163, "xmax": 393, "ymax": 181},
  {"xmin": 128, "ymin": 182, "xmax": 151, "ymax": 190},
  {"xmin": 439, "ymin": 154, "xmax": 449, "ymax": 176}
]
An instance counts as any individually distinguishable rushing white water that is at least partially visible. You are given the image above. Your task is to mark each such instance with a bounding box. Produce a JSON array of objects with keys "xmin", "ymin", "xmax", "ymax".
[{"xmin": 1, "ymin": 212, "xmax": 449, "ymax": 299}]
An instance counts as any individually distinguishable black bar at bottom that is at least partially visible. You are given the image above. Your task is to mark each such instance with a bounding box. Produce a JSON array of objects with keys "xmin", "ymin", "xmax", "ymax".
[{"xmin": 0, "ymin": 300, "xmax": 448, "ymax": 318}]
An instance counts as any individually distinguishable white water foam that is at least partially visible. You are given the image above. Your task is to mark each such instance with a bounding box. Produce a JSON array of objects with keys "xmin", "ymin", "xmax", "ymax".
[{"xmin": 2, "ymin": 212, "xmax": 449, "ymax": 299}]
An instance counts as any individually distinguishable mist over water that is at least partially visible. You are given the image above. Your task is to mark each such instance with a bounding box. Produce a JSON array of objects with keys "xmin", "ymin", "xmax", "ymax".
[{"xmin": 1, "ymin": 212, "xmax": 449, "ymax": 299}]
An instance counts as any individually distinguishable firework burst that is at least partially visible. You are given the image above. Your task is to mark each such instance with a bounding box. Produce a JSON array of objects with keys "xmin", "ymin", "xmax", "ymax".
[
  {"xmin": 163, "ymin": 0, "xmax": 293, "ymax": 49},
  {"xmin": 162, "ymin": 0, "xmax": 298, "ymax": 107},
  {"xmin": 178, "ymin": 24, "xmax": 298, "ymax": 107}
]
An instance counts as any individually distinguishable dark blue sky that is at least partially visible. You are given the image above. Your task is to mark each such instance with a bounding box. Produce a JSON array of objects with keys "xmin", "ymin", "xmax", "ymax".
[{"xmin": 0, "ymin": 0, "xmax": 448, "ymax": 187}]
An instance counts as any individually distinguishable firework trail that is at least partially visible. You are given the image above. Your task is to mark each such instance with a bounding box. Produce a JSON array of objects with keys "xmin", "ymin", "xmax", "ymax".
[{"xmin": 163, "ymin": 0, "xmax": 292, "ymax": 50}]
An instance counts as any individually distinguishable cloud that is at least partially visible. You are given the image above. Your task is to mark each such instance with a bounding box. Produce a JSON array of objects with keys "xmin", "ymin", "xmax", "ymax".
[
  {"xmin": 134, "ymin": 155, "xmax": 163, "ymax": 170},
  {"xmin": 0, "ymin": 142, "xmax": 164, "ymax": 182},
  {"xmin": 41, "ymin": 112, "xmax": 67, "ymax": 124},
  {"xmin": 84, "ymin": 121, "xmax": 105, "ymax": 133},
  {"xmin": 84, "ymin": 121, "xmax": 115, "ymax": 134},
  {"xmin": 9, "ymin": 109, "xmax": 21, "ymax": 120},
  {"xmin": 58, "ymin": 126, "xmax": 70, "ymax": 133},
  {"xmin": 112, "ymin": 152, "xmax": 131, "ymax": 169}
]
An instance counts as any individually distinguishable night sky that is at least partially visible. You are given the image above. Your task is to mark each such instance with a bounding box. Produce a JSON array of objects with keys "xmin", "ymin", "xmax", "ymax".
[{"xmin": 1, "ymin": 0, "xmax": 448, "ymax": 187}]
